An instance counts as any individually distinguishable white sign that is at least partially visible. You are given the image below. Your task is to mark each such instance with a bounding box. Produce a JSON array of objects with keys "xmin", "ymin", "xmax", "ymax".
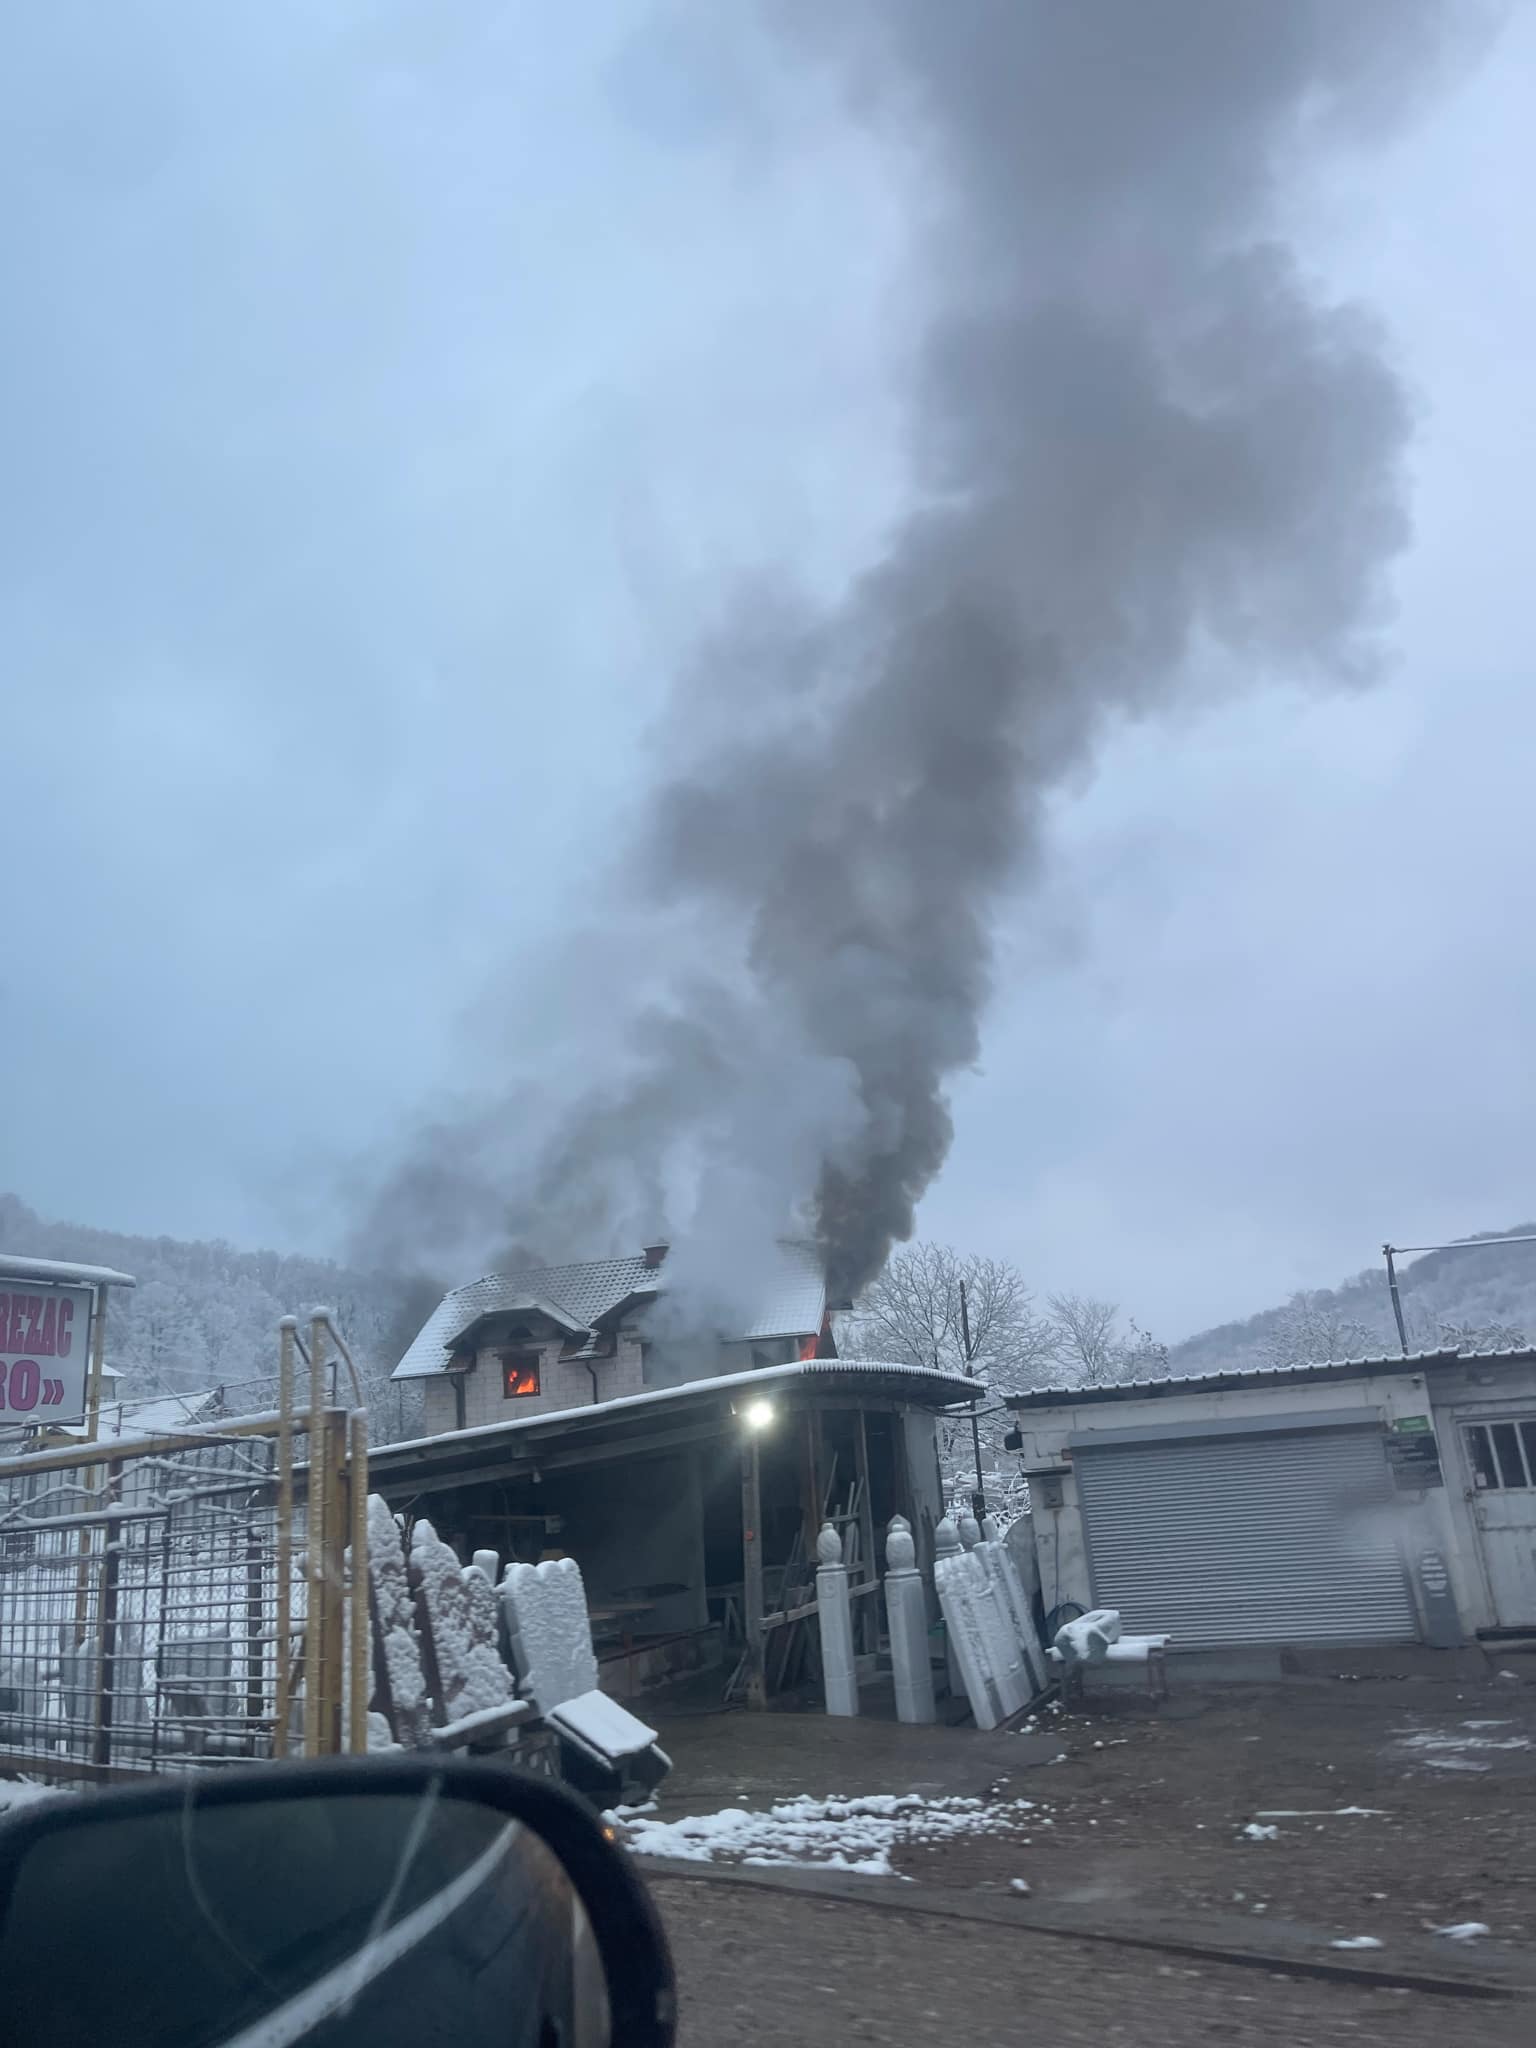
[{"xmin": 0, "ymin": 1280, "xmax": 94, "ymax": 1423}]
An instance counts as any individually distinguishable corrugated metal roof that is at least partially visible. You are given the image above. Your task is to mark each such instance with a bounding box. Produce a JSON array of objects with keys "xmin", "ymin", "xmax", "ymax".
[
  {"xmin": 393, "ymin": 1240, "xmax": 828, "ymax": 1381},
  {"xmin": 1006, "ymin": 1346, "xmax": 1536, "ymax": 1411}
]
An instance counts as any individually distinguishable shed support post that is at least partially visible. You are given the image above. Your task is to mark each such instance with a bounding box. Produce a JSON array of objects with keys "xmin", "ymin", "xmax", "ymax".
[
  {"xmin": 740, "ymin": 1435, "xmax": 766, "ymax": 1710},
  {"xmin": 854, "ymin": 1409, "xmax": 877, "ymax": 1652},
  {"xmin": 884, "ymin": 1515, "xmax": 936, "ymax": 1724},
  {"xmin": 816, "ymin": 1523, "xmax": 858, "ymax": 1717}
]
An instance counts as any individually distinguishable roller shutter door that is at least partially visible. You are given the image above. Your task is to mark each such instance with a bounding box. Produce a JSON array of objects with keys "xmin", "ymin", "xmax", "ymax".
[{"xmin": 1073, "ymin": 1427, "xmax": 1417, "ymax": 1646}]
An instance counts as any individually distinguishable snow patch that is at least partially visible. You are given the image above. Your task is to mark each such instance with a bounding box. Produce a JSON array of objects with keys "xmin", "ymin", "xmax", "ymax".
[
  {"xmin": 623, "ymin": 1792, "xmax": 1036, "ymax": 1878},
  {"xmin": 1434, "ymin": 1921, "xmax": 1491, "ymax": 1941},
  {"xmin": 1329, "ymin": 1936, "xmax": 1383, "ymax": 1950},
  {"xmin": 1253, "ymin": 1807, "xmax": 1387, "ymax": 1819},
  {"xmin": 1397, "ymin": 1732, "xmax": 1529, "ymax": 1753},
  {"xmin": 550, "ymin": 1689, "xmax": 656, "ymax": 1763},
  {"xmin": 1241, "ymin": 1823, "xmax": 1279, "ymax": 1841}
]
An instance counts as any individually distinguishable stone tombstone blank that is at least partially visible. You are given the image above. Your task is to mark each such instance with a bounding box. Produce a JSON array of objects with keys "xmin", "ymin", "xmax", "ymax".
[
  {"xmin": 884, "ymin": 1514, "xmax": 936, "ymax": 1725},
  {"xmin": 933, "ymin": 1515, "xmax": 1031, "ymax": 1730},
  {"xmin": 974, "ymin": 1525, "xmax": 1049, "ymax": 1696},
  {"xmin": 409, "ymin": 1518, "xmax": 516, "ymax": 1730},
  {"xmin": 362, "ymin": 1496, "xmax": 432, "ymax": 1748},
  {"xmin": 816, "ymin": 1521, "xmax": 858, "ymax": 1718},
  {"xmin": 498, "ymin": 1556, "xmax": 600, "ymax": 1714}
]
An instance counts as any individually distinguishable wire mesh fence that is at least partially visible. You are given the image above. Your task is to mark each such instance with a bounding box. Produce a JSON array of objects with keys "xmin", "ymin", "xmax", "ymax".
[{"xmin": 0, "ymin": 1422, "xmax": 326, "ymax": 1782}]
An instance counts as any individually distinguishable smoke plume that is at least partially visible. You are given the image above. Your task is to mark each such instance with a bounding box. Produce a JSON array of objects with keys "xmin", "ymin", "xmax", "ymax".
[{"xmin": 360, "ymin": 1, "xmax": 1484, "ymax": 1311}]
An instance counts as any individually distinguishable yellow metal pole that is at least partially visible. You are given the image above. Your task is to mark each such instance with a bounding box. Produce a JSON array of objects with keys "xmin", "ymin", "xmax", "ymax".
[
  {"xmin": 274, "ymin": 1318, "xmax": 296, "ymax": 1759},
  {"xmin": 303, "ymin": 1312, "xmax": 328, "ymax": 1756},
  {"xmin": 71, "ymin": 1283, "xmax": 112, "ymax": 1642},
  {"xmin": 320, "ymin": 1408, "xmax": 348, "ymax": 1753},
  {"xmin": 84, "ymin": 1282, "xmax": 108, "ymax": 1444},
  {"xmin": 347, "ymin": 1406, "xmax": 370, "ymax": 1754}
]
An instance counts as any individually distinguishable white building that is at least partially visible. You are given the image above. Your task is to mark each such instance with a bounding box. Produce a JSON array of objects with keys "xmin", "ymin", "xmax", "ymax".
[{"xmin": 1005, "ymin": 1347, "xmax": 1536, "ymax": 1649}]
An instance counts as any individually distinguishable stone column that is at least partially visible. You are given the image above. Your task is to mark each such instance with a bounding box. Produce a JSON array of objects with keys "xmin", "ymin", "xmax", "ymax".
[
  {"xmin": 884, "ymin": 1515, "xmax": 936, "ymax": 1724},
  {"xmin": 816, "ymin": 1521, "xmax": 858, "ymax": 1718}
]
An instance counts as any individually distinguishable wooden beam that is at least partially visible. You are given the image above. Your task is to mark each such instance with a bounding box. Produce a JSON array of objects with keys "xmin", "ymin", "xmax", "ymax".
[
  {"xmin": 740, "ymin": 1434, "xmax": 766, "ymax": 1709},
  {"xmin": 800, "ymin": 1408, "xmax": 821, "ymax": 1555},
  {"xmin": 854, "ymin": 1409, "xmax": 877, "ymax": 1653}
]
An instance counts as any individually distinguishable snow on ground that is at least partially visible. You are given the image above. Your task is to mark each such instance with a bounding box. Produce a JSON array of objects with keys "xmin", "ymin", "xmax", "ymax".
[
  {"xmin": 621, "ymin": 1792, "xmax": 1038, "ymax": 1878},
  {"xmin": 1392, "ymin": 1727, "xmax": 1530, "ymax": 1775}
]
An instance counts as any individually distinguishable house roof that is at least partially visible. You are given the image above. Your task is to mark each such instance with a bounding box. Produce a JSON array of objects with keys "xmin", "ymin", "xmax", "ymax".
[
  {"xmin": 368, "ymin": 1358, "xmax": 980, "ymax": 1493},
  {"xmin": 392, "ymin": 1240, "xmax": 829, "ymax": 1381},
  {"xmin": 49, "ymin": 1386, "xmax": 222, "ymax": 1444},
  {"xmin": 1005, "ymin": 1346, "xmax": 1536, "ymax": 1411}
]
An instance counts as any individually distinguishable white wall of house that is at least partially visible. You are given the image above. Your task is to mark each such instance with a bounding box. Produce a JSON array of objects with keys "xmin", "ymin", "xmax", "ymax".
[
  {"xmin": 1422, "ymin": 1355, "xmax": 1536, "ymax": 1632},
  {"xmin": 1011, "ymin": 1368, "xmax": 1477, "ymax": 1645}
]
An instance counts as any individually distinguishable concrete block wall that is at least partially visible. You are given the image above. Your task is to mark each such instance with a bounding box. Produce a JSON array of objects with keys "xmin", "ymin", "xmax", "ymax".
[{"xmin": 418, "ymin": 1332, "xmax": 650, "ymax": 1435}]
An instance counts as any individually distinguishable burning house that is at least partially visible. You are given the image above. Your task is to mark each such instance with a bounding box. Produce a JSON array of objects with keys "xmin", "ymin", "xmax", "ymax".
[
  {"xmin": 392, "ymin": 1239, "xmax": 840, "ymax": 1435},
  {"xmin": 376, "ymin": 1241, "xmax": 978, "ymax": 1703}
]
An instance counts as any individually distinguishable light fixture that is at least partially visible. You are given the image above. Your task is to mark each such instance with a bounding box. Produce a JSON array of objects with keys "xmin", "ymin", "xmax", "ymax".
[{"xmin": 743, "ymin": 1397, "xmax": 776, "ymax": 1431}]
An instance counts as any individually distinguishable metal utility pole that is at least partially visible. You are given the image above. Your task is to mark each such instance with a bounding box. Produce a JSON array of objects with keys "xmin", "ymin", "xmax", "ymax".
[
  {"xmin": 1382, "ymin": 1244, "xmax": 1410, "ymax": 1357},
  {"xmin": 960, "ymin": 1278, "xmax": 985, "ymax": 1518},
  {"xmin": 1382, "ymin": 1232, "xmax": 1536, "ymax": 1360}
]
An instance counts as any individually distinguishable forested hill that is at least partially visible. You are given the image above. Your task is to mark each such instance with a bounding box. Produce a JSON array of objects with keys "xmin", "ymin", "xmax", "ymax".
[
  {"xmin": 0, "ymin": 1194, "xmax": 438, "ymax": 1439},
  {"xmin": 8, "ymin": 1192, "xmax": 1534, "ymax": 1432},
  {"xmin": 1170, "ymin": 1225, "xmax": 1536, "ymax": 1377}
]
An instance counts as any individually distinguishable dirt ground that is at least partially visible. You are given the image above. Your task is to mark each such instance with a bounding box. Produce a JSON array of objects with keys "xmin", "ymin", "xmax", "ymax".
[
  {"xmin": 651, "ymin": 1879, "xmax": 1533, "ymax": 2047},
  {"xmin": 892, "ymin": 1673, "xmax": 1536, "ymax": 1948},
  {"xmin": 641, "ymin": 1655, "xmax": 1536, "ymax": 2042}
]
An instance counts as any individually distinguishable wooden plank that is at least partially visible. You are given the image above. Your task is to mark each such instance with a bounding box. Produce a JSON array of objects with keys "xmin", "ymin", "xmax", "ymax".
[
  {"xmin": 740, "ymin": 1435, "xmax": 766, "ymax": 1709},
  {"xmin": 762, "ymin": 1598, "xmax": 820, "ymax": 1631}
]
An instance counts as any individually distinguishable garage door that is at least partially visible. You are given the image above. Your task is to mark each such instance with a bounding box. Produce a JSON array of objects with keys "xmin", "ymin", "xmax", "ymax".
[{"xmin": 1073, "ymin": 1427, "xmax": 1417, "ymax": 1646}]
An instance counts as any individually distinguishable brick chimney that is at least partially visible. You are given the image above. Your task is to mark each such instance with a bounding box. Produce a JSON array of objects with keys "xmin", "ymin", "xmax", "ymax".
[{"xmin": 642, "ymin": 1241, "xmax": 670, "ymax": 1270}]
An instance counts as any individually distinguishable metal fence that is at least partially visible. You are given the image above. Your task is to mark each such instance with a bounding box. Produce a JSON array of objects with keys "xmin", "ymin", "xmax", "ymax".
[{"xmin": 0, "ymin": 1315, "xmax": 368, "ymax": 1783}]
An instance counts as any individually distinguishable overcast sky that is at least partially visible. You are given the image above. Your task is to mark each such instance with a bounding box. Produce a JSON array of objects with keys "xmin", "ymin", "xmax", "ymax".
[{"xmin": 5, "ymin": 5, "xmax": 1532, "ymax": 1339}]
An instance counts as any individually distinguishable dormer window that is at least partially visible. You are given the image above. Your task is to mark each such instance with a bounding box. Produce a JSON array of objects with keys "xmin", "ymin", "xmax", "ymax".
[{"xmin": 500, "ymin": 1350, "xmax": 541, "ymax": 1399}]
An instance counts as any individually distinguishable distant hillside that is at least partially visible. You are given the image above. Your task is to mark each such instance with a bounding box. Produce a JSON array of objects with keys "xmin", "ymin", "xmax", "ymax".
[
  {"xmin": 0, "ymin": 1195, "xmax": 440, "ymax": 1440},
  {"xmin": 1170, "ymin": 1225, "xmax": 1536, "ymax": 1377}
]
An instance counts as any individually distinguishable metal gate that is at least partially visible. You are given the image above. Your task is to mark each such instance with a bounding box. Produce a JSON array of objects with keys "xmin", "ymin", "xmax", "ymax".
[
  {"xmin": 0, "ymin": 1313, "xmax": 369, "ymax": 1781},
  {"xmin": 1074, "ymin": 1426, "xmax": 1418, "ymax": 1646}
]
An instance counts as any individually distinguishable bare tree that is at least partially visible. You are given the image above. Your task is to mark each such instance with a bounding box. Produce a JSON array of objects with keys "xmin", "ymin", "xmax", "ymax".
[
  {"xmin": 1424, "ymin": 1316, "xmax": 1528, "ymax": 1355},
  {"xmin": 1259, "ymin": 1291, "xmax": 1383, "ymax": 1371},
  {"xmin": 845, "ymin": 1243, "xmax": 1056, "ymax": 1508},
  {"xmin": 1043, "ymin": 1293, "xmax": 1120, "ymax": 1382},
  {"xmin": 1041, "ymin": 1294, "xmax": 1170, "ymax": 1387}
]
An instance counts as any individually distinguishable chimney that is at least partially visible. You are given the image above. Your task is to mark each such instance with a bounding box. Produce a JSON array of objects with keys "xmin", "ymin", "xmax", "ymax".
[{"xmin": 642, "ymin": 1241, "xmax": 670, "ymax": 1271}]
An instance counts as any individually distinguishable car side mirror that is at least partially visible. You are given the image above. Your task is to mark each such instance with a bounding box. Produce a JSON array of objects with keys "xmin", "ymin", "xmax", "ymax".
[{"xmin": 0, "ymin": 1756, "xmax": 674, "ymax": 2048}]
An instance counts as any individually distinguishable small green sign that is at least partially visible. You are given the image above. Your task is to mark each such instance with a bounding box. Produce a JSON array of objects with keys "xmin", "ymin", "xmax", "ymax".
[{"xmin": 1393, "ymin": 1414, "xmax": 1434, "ymax": 1434}]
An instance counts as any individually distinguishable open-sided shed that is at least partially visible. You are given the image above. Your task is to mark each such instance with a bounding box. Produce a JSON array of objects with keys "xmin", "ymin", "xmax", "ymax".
[{"xmin": 366, "ymin": 1359, "xmax": 977, "ymax": 1705}]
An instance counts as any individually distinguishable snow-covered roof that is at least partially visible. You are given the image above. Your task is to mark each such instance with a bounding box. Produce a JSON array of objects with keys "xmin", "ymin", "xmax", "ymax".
[
  {"xmin": 101, "ymin": 1390, "xmax": 223, "ymax": 1440},
  {"xmin": 371, "ymin": 1358, "xmax": 980, "ymax": 1475},
  {"xmin": 0, "ymin": 1253, "xmax": 136, "ymax": 1289},
  {"xmin": 47, "ymin": 1388, "xmax": 223, "ymax": 1444},
  {"xmin": 393, "ymin": 1240, "xmax": 829, "ymax": 1381},
  {"xmin": 1006, "ymin": 1346, "xmax": 1536, "ymax": 1411}
]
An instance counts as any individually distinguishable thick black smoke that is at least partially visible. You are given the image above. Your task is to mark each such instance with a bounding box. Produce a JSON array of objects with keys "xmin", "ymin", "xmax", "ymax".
[{"xmin": 361, "ymin": 1, "xmax": 1486, "ymax": 1310}]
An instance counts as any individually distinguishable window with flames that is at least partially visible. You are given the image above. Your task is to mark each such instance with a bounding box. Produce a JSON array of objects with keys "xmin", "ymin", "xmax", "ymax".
[{"xmin": 500, "ymin": 1350, "xmax": 541, "ymax": 1399}]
